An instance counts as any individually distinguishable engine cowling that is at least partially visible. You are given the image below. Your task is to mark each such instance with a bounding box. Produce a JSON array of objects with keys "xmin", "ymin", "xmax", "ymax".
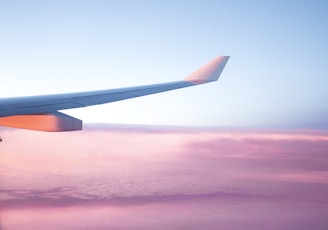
[{"xmin": 0, "ymin": 112, "xmax": 82, "ymax": 131}]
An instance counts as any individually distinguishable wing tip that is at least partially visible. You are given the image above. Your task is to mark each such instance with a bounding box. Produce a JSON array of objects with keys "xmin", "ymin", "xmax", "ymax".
[{"xmin": 184, "ymin": 56, "xmax": 230, "ymax": 84}]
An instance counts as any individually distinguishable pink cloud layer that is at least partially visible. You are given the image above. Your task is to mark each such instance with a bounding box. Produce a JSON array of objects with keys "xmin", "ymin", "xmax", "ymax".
[{"xmin": 0, "ymin": 125, "xmax": 328, "ymax": 229}]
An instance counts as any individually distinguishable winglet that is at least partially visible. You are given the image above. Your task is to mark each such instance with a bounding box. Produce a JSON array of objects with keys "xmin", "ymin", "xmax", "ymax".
[{"xmin": 184, "ymin": 56, "xmax": 229, "ymax": 84}]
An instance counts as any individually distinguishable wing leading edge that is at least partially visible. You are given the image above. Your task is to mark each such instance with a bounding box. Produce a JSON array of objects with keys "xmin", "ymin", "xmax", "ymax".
[{"xmin": 0, "ymin": 56, "xmax": 229, "ymax": 131}]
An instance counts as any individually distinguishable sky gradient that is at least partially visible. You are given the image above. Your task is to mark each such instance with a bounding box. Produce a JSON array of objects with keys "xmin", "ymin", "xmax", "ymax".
[{"xmin": 0, "ymin": 1, "xmax": 327, "ymax": 128}]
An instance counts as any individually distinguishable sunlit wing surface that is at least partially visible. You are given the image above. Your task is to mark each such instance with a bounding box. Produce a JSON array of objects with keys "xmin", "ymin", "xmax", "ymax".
[{"xmin": 0, "ymin": 56, "xmax": 229, "ymax": 131}]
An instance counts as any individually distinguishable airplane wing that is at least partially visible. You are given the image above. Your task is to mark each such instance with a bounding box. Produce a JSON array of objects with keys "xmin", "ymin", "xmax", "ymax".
[{"xmin": 0, "ymin": 56, "xmax": 229, "ymax": 131}]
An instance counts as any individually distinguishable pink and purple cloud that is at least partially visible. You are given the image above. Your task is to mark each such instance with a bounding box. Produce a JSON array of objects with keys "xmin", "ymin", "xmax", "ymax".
[{"xmin": 0, "ymin": 125, "xmax": 328, "ymax": 229}]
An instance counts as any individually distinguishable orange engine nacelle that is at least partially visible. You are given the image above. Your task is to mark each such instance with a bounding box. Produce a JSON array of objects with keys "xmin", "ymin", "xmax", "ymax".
[{"xmin": 0, "ymin": 112, "xmax": 82, "ymax": 132}]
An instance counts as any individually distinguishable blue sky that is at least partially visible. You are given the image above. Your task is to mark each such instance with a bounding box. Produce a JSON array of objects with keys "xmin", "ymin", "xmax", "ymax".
[{"xmin": 1, "ymin": 0, "xmax": 327, "ymax": 128}]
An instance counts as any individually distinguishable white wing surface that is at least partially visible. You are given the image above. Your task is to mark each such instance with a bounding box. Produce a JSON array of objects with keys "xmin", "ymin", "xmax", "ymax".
[{"xmin": 0, "ymin": 56, "xmax": 229, "ymax": 131}]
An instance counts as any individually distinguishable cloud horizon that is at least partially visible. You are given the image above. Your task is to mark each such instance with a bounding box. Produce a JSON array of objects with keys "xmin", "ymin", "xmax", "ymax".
[{"xmin": 1, "ymin": 124, "xmax": 328, "ymax": 229}]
